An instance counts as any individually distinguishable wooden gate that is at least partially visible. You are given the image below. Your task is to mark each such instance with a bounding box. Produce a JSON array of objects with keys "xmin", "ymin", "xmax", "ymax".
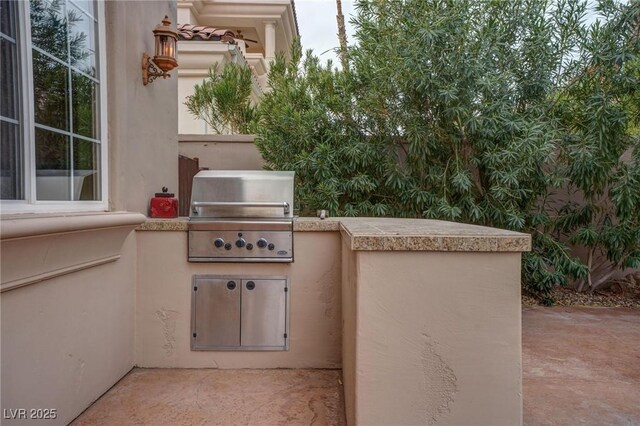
[{"xmin": 178, "ymin": 155, "xmax": 207, "ymax": 217}]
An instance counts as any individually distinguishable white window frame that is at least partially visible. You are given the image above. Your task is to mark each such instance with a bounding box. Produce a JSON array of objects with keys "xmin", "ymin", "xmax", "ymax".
[{"xmin": 0, "ymin": 0, "xmax": 109, "ymax": 214}]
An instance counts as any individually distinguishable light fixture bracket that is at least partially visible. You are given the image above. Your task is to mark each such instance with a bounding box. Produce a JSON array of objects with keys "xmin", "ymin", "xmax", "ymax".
[{"xmin": 142, "ymin": 52, "xmax": 170, "ymax": 86}]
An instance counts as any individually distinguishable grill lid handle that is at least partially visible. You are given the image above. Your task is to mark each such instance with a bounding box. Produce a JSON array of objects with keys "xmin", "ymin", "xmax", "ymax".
[{"xmin": 191, "ymin": 201, "xmax": 290, "ymax": 215}]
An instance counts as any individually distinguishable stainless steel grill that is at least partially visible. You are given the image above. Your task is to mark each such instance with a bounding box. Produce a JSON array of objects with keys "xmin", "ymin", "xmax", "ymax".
[{"xmin": 188, "ymin": 170, "xmax": 294, "ymax": 262}]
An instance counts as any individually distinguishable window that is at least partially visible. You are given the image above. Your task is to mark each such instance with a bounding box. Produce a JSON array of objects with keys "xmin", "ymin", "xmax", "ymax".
[{"xmin": 0, "ymin": 0, "xmax": 107, "ymax": 212}]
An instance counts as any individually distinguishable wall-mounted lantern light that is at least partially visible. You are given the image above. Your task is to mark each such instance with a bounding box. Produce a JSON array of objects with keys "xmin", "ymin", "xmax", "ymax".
[{"xmin": 142, "ymin": 15, "xmax": 179, "ymax": 85}]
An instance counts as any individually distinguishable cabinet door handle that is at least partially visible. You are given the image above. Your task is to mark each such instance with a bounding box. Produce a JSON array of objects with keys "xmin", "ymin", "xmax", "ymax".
[
  {"xmin": 246, "ymin": 281, "xmax": 255, "ymax": 290},
  {"xmin": 227, "ymin": 281, "xmax": 236, "ymax": 290}
]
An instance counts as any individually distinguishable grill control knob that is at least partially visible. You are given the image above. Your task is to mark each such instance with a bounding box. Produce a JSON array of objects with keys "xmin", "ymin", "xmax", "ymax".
[
  {"xmin": 246, "ymin": 243, "xmax": 254, "ymax": 250},
  {"xmin": 214, "ymin": 238, "xmax": 224, "ymax": 248},
  {"xmin": 268, "ymin": 243, "xmax": 275, "ymax": 251},
  {"xmin": 224, "ymin": 243, "xmax": 232, "ymax": 250},
  {"xmin": 235, "ymin": 238, "xmax": 246, "ymax": 248},
  {"xmin": 257, "ymin": 238, "xmax": 268, "ymax": 248}
]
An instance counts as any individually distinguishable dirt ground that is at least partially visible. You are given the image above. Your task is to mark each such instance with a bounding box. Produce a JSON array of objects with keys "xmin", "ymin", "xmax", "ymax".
[{"xmin": 523, "ymin": 276, "xmax": 640, "ymax": 308}]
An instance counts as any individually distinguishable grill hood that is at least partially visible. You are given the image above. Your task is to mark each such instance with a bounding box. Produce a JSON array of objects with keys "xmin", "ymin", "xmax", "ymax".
[{"xmin": 190, "ymin": 170, "xmax": 295, "ymax": 219}]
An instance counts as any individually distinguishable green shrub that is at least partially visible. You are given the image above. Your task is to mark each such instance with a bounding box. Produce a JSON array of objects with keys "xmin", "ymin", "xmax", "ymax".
[
  {"xmin": 255, "ymin": 0, "xmax": 640, "ymax": 298},
  {"xmin": 185, "ymin": 62, "xmax": 256, "ymax": 134}
]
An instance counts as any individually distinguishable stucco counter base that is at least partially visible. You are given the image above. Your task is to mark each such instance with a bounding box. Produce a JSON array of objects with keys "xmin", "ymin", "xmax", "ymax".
[
  {"xmin": 137, "ymin": 217, "xmax": 529, "ymax": 425},
  {"xmin": 340, "ymin": 220, "xmax": 528, "ymax": 426}
]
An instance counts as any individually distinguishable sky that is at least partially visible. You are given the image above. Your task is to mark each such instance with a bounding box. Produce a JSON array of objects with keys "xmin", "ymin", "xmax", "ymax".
[{"xmin": 294, "ymin": 0, "xmax": 357, "ymax": 67}]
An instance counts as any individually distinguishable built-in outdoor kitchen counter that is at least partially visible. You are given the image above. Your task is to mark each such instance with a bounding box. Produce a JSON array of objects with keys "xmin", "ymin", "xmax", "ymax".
[{"xmin": 136, "ymin": 217, "xmax": 530, "ymax": 426}]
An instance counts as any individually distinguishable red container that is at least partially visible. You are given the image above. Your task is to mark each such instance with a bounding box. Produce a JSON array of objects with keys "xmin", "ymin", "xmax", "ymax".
[{"xmin": 150, "ymin": 187, "xmax": 178, "ymax": 218}]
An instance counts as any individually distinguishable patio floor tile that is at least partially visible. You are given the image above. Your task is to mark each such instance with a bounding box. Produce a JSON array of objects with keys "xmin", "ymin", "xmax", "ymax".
[
  {"xmin": 71, "ymin": 368, "xmax": 345, "ymax": 426},
  {"xmin": 523, "ymin": 307, "xmax": 640, "ymax": 426}
]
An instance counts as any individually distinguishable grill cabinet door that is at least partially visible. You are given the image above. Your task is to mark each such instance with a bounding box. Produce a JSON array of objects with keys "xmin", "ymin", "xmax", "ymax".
[
  {"xmin": 192, "ymin": 277, "xmax": 241, "ymax": 349},
  {"xmin": 241, "ymin": 279, "xmax": 287, "ymax": 348}
]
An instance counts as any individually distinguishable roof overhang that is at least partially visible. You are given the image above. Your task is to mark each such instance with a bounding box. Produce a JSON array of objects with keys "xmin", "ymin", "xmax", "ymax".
[{"xmin": 178, "ymin": 0, "xmax": 299, "ymax": 56}]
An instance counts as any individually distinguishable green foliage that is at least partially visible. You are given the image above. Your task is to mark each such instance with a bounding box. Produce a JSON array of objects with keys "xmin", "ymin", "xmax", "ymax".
[
  {"xmin": 255, "ymin": 0, "xmax": 640, "ymax": 298},
  {"xmin": 552, "ymin": 0, "xmax": 640, "ymax": 290},
  {"xmin": 185, "ymin": 62, "xmax": 256, "ymax": 134},
  {"xmin": 255, "ymin": 43, "xmax": 391, "ymax": 216}
]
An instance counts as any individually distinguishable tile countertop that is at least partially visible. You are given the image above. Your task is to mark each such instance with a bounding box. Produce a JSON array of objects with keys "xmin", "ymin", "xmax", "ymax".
[
  {"xmin": 337, "ymin": 217, "xmax": 530, "ymax": 252},
  {"xmin": 135, "ymin": 217, "xmax": 341, "ymax": 232},
  {"xmin": 137, "ymin": 217, "xmax": 531, "ymax": 252}
]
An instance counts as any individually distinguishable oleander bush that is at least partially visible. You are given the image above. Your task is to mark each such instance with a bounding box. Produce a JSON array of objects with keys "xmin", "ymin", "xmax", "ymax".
[
  {"xmin": 185, "ymin": 62, "xmax": 257, "ymax": 134},
  {"xmin": 255, "ymin": 0, "xmax": 640, "ymax": 299}
]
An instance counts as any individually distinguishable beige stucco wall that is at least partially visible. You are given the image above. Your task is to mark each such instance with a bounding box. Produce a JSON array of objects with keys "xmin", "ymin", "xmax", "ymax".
[
  {"xmin": 135, "ymin": 230, "xmax": 342, "ymax": 368},
  {"xmin": 179, "ymin": 135, "xmax": 264, "ymax": 171},
  {"xmin": 343, "ymin": 250, "xmax": 523, "ymax": 426},
  {"xmin": 0, "ymin": 234, "xmax": 137, "ymax": 426},
  {"xmin": 1, "ymin": 1, "xmax": 178, "ymax": 424},
  {"xmin": 107, "ymin": 1, "xmax": 179, "ymax": 215},
  {"xmin": 179, "ymin": 73, "xmax": 208, "ymax": 135},
  {"xmin": 341, "ymin": 240, "xmax": 359, "ymax": 426}
]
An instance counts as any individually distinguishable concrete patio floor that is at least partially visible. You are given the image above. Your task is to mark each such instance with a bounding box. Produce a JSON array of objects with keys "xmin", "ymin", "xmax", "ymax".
[
  {"xmin": 72, "ymin": 307, "xmax": 639, "ymax": 426},
  {"xmin": 523, "ymin": 307, "xmax": 640, "ymax": 426},
  {"xmin": 71, "ymin": 369, "xmax": 345, "ymax": 426}
]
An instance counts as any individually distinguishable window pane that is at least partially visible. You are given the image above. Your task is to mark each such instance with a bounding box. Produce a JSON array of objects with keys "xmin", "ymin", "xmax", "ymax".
[
  {"xmin": 33, "ymin": 49, "xmax": 69, "ymax": 131},
  {"xmin": 30, "ymin": 0, "xmax": 68, "ymax": 62},
  {"xmin": 1, "ymin": 37, "xmax": 19, "ymax": 119},
  {"xmin": 1, "ymin": 120, "xmax": 23, "ymax": 200},
  {"xmin": 1, "ymin": 1, "xmax": 22, "ymax": 201},
  {"xmin": 0, "ymin": 0, "xmax": 17, "ymax": 39},
  {"xmin": 72, "ymin": 70, "xmax": 98, "ymax": 138},
  {"xmin": 73, "ymin": 138, "xmax": 99, "ymax": 200},
  {"xmin": 35, "ymin": 127, "xmax": 71, "ymax": 200},
  {"xmin": 70, "ymin": 0, "xmax": 94, "ymax": 18},
  {"xmin": 69, "ymin": 4, "xmax": 96, "ymax": 76}
]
